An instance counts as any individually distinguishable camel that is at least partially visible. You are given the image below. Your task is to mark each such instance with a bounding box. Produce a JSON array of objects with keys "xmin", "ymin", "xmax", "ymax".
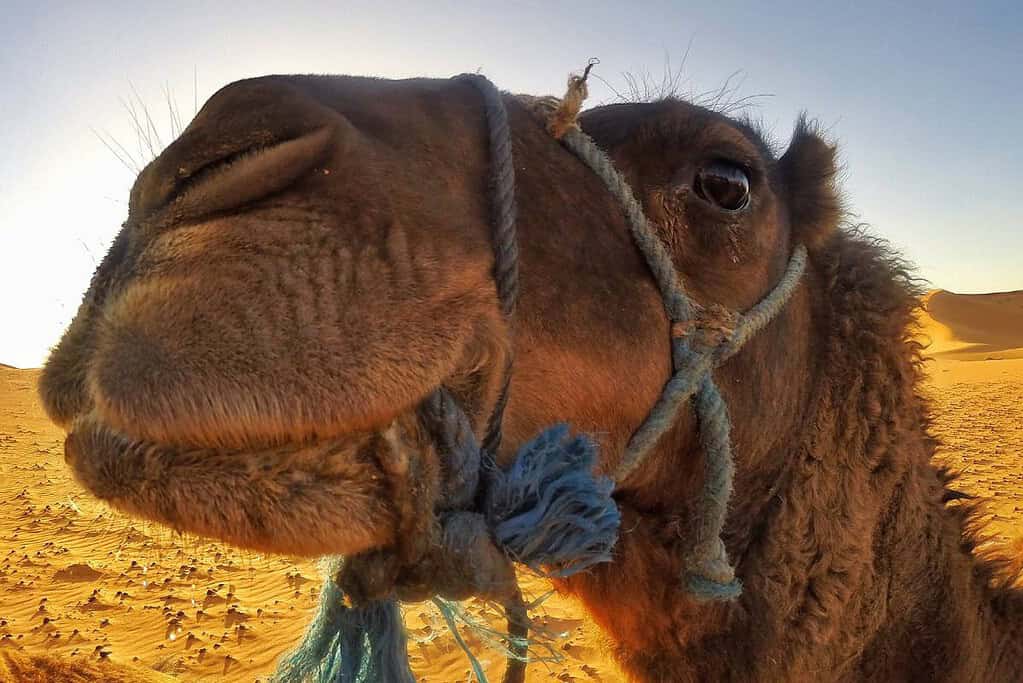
[{"xmin": 38, "ymin": 73, "xmax": 1022, "ymax": 681}]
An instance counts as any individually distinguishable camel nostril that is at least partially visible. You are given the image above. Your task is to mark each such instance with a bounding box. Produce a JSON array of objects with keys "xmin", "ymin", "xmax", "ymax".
[
  {"xmin": 135, "ymin": 127, "xmax": 334, "ymax": 224},
  {"xmin": 127, "ymin": 76, "xmax": 343, "ymax": 223}
]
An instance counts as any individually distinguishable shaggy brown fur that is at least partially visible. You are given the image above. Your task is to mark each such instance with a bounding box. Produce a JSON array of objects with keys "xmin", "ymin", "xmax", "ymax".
[{"xmin": 39, "ymin": 75, "xmax": 1021, "ymax": 681}]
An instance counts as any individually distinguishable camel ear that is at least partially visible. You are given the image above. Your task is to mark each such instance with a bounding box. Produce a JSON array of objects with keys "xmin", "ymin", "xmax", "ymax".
[{"xmin": 779, "ymin": 117, "xmax": 842, "ymax": 248}]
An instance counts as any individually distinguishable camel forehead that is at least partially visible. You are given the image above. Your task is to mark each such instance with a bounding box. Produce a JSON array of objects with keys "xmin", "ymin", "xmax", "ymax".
[
  {"xmin": 581, "ymin": 98, "xmax": 775, "ymax": 164},
  {"xmin": 194, "ymin": 74, "xmax": 485, "ymax": 136},
  {"xmin": 199, "ymin": 75, "xmax": 769, "ymax": 151}
]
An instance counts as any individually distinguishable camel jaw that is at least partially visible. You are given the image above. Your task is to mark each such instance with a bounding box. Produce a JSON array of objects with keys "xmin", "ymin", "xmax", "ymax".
[{"xmin": 60, "ymin": 410, "xmax": 434, "ymax": 558}]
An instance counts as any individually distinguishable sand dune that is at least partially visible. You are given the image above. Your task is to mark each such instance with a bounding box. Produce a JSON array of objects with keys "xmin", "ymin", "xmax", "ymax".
[
  {"xmin": 0, "ymin": 290, "xmax": 1020, "ymax": 681},
  {"xmin": 918, "ymin": 289, "xmax": 1023, "ymax": 360},
  {"xmin": 915, "ymin": 289, "xmax": 1023, "ymax": 562}
]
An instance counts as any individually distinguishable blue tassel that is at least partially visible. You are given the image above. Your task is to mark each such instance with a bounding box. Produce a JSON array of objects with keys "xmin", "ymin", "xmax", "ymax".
[
  {"xmin": 273, "ymin": 560, "xmax": 414, "ymax": 683},
  {"xmin": 484, "ymin": 424, "xmax": 620, "ymax": 577}
]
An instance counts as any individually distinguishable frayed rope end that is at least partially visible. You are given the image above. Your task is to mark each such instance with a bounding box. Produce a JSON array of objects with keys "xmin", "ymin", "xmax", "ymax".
[
  {"xmin": 272, "ymin": 563, "xmax": 414, "ymax": 683},
  {"xmin": 547, "ymin": 58, "xmax": 599, "ymax": 140},
  {"xmin": 485, "ymin": 423, "xmax": 620, "ymax": 577},
  {"xmin": 684, "ymin": 537, "xmax": 743, "ymax": 603}
]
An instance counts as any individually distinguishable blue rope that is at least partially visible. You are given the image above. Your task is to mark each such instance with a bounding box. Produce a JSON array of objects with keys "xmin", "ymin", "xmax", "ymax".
[
  {"xmin": 558, "ymin": 123, "xmax": 807, "ymax": 598},
  {"xmin": 272, "ymin": 558, "xmax": 415, "ymax": 683},
  {"xmin": 455, "ymin": 72, "xmax": 519, "ymax": 458},
  {"xmin": 432, "ymin": 598, "xmax": 490, "ymax": 683}
]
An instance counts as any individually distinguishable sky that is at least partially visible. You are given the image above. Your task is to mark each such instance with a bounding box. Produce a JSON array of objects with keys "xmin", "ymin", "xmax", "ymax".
[{"xmin": 1, "ymin": 1, "xmax": 1021, "ymax": 368}]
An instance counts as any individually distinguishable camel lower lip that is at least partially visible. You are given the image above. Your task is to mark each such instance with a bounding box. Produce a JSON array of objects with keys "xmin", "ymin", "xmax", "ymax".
[{"xmin": 63, "ymin": 415, "xmax": 408, "ymax": 557}]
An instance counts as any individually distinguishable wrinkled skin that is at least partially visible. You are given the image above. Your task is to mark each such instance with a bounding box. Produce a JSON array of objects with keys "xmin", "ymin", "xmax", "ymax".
[{"xmin": 40, "ymin": 75, "xmax": 1021, "ymax": 681}]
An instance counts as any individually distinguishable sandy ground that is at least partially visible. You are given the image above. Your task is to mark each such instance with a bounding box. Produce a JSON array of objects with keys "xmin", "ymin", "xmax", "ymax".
[
  {"xmin": 0, "ymin": 289, "xmax": 1020, "ymax": 682},
  {"xmin": 0, "ymin": 368, "xmax": 613, "ymax": 683},
  {"xmin": 918, "ymin": 290, "xmax": 1023, "ymax": 554}
]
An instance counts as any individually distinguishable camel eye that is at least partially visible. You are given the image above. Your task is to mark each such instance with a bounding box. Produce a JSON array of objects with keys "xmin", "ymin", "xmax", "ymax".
[{"xmin": 694, "ymin": 161, "xmax": 751, "ymax": 212}]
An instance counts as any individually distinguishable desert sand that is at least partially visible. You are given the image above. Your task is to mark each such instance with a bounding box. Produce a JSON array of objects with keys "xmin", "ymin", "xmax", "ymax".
[
  {"xmin": 917, "ymin": 290, "xmax": 1023, "ymax": 555},
  {"xmin": 1, "ymin": 290, "xmax": 1020, "ymax": 682},
  {"xmin": 0, "ymin": 380, "xmax": 612, "ymax": 682}
]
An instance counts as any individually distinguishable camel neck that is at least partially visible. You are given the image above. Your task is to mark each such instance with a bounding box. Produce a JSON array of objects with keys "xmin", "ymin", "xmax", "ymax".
[
  {"xmin": 884, "ymin": 471, "xmax": 1023, "ymax": 681},
  {"xmin": 562, "ymin": 432, "xmax": 1023, "ymax": 682},
  {"xmin": 557, "ymin": 254, "xmax": 1023, "ymax": 681}
]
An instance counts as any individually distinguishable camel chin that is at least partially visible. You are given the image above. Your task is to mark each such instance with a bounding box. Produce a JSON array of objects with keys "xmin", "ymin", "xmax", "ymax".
[{"xmin": 61, "ymin": 408, "xmax": 432, "ymax": 558}]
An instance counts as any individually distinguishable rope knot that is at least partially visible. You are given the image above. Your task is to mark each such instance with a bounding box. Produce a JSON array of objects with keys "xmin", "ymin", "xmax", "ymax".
[
  {"xmin": 546, "ymin": 58, "xmax": 598, "ymax": 139},
  {"xmin": 672, "ymin": 303, "xmax": 739, "ymax": 354}
]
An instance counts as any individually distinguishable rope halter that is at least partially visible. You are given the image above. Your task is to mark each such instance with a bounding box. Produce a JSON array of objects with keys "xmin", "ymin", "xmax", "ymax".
[{"xmin": 274, "ymin": 64, "xmax": 808, "ymax": 683}]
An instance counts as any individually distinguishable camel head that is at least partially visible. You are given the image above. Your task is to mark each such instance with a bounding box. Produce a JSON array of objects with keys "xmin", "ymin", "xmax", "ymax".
[{"xmin": 39, "ymin": 74, "xmax": 840, "ymax": 571}]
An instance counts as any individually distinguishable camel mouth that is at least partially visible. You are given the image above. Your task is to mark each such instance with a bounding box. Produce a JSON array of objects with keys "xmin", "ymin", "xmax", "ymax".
[{"xmin": 61, "ymin": 404, "xmax": 436, "ymax": 558}]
